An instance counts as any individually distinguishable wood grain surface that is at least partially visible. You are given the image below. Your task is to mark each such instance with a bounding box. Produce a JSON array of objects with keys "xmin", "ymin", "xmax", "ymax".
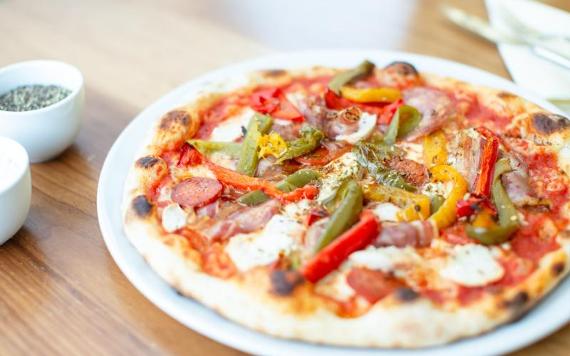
[{"xmin": 0, "ymin": 0, "xmax": 568, "ymax": 354}]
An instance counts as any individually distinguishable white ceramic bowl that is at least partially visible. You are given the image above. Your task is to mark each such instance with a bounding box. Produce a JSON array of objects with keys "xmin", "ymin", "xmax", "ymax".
[
  {"xmin": 0, "ymin": 60, "xmax": 84, "ymax": 163},
  {"xmin": 0, "ymin": 136, "xmax": 31, "ymax": 245}
]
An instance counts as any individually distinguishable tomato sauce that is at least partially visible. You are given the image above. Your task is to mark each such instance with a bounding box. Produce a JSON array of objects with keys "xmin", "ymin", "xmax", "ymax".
[
  {"xmin": 196, "ymin": 96, "xmax": 243, "ymax": 139},
  {"xmin": 281, "ymin": 75, "xmax": 332, "ymax": 94},
  {"xmin": 147, "ymin": 175, "xmax": 172, "ymax": 204},
  {"xmin": 528, "ymin": 151, "xmax": 569, "ymax": 211},
  {"xmin": 511, "ymin": 213, "xmax": 560, "ymax": 262},
  {"xmin": 465, "ymin": 98, "xmax": 511, "ymax": 132},
  {"xmin": 202, "ymin": 243, "xmax": 237, "ymax": 279},
  {"xmin": 442, "ymin": 223, "xmax": 477, "ymax": 245}
]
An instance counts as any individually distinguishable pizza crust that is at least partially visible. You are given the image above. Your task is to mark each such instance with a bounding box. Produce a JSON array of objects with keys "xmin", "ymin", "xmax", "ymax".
[
  {"xmin": 122, "ymin": 68, "xmax": 570, "ymax": 348},
  {"xmin": 124, "ymin": 203, "xmax": 569, "ymax": 347}
]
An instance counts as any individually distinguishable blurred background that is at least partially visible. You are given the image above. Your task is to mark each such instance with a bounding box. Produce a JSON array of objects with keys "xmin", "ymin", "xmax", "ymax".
[{"xmin": 1, "ymin": 0, "xmax": 568, "ymax": 112}]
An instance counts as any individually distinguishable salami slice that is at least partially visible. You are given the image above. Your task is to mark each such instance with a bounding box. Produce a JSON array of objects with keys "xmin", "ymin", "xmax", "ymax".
[{"xmin": 172, "ymin": 177, "xmax": 222, "ymax": 208}]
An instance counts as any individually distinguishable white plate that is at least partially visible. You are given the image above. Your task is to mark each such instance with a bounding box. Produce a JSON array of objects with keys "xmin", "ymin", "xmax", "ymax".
[{"xmin": 97, "ymin": 50, "xmax": 570, "ymax": 356}]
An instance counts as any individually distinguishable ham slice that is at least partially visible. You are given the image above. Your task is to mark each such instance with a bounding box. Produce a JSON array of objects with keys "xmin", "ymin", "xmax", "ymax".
[
  {"xmin": 296, "ymin": 96, "xmax": 328, "ymax": 131},
  {"xmin": 449, "ymin": 129, "xmax": 485, "ymax": 191},
  {"xmin": 502, "ymin": 155, "xmax": 539, "ymax": 207},
  {"xmin": 403, "ymin": 87, "xmax": 456, "ymax": 140},
  {"xmin": 324, "ymin": 107, "xmax": 361, "ymax": 140},
  {"xmin": 450, "ymin": 130, "xmax": 538, "ymax": 206},
  {"xmin": 374, "ymin": 221, "xmax": 435, "ymax": 248},
  {"xmin": 271, "ymin": 121, "xmax": 301, "ymax": 140},
  {"xmin": 203, "ymin": 199, "xmax": 281, "ymax": 240}
]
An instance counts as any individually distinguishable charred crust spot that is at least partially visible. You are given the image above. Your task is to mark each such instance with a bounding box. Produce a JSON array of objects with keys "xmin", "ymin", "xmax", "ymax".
[
  {"xmin": 262, "ymin": 69, "xmax": 287, "ymax": 77},
  {"xmin": 270, "ymin": 270, "xmax": 304, "ymax": 296},
  {"xmin": 160, "ymin": 110, "xmax": 190, "ymax": 130},
  {"xmin": 395, "ymin": 287, "xmax": 419, "ymax": 302},
  {"xmin": 552, "ymin": 261, "xmax": 565, "ymax": 276},
  {"xmin": 502, "ymin": 291, "xmax": 529, "ymax": 310},
  {"xmin": 532, "ymin": 112, "xmax": 570, "ymax": 134},
  {"xmin": 136, "ymin": 156, "xmax": 160, "ymax": 169},
  {"xmin": 384, "ymin": 61, "xmax": 419, "ymax": 76},
  {"xmin": 132, "ymin": 195, "xmax": 153, "ymax": 218}
]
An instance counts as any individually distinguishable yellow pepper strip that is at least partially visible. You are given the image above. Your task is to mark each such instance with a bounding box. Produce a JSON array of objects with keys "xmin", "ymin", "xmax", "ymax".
[
  {"xmin": 423, "ymin": 130, "xmax": 448, "ymax": 167},
  {"xmin": 258, "ymin": 132, "xmax": 287, "ymax": 159},
  {"xmin": 339, "ymin": 86, "xmax": 402, "ymax": 103},
  {"xmin": 428, "ymin": 165, "xmax": 468, "ymax": 229},
  {"xmin": 363, "ymin": 183, "xmax": 430, "ymax": 221}
]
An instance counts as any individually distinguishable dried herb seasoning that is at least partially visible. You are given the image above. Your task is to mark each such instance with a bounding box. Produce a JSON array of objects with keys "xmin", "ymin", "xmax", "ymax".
[{"xmin": 0, "ymin": 85, "xmax": 71, "ymax": 112}]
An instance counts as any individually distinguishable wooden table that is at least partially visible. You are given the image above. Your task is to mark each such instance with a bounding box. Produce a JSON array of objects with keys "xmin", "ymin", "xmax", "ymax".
[{"xmin": 1, "ymin": 0, "xmax": 568, "ymax": 354}]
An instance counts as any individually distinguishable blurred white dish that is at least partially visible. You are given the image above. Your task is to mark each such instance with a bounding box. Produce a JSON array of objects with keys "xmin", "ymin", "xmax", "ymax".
[
  {"xmin": 0, "ymin": 136, "xmax": 31, "ymax": 244},
  {"xmin": 98, "ymin": 50, "xmax": 570, "ymax": 355},
  {"xmin": 0, "ymin": 60, "xmax": 84, "ymax": 163}
]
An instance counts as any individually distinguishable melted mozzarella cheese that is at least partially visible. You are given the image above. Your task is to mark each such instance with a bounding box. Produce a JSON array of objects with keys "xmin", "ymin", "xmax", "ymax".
[
  {"xmin": 399, "ymin": 142, "xmax": 424, "ymax": 163},
  {"xmin": 274, "ymin": 118, "xmax": 293, "ymax": 126},
  {"xmin": 314, "ymin": 270, "xmax": 355, "ymax": 302},
  {"xmin": 209, "ymin": 107, "xmax": 255, "ymax": 142},
  {"xmin": 317, "ymin": 152, "xmax": 361, "ymax": 204},
  {"xmin": 285, "ymin": 91, "xmax": 305, "ymax": 109},
  {"xmin": 421, "ymin": 181, "xmax": 452, "ymax": 199},
  {"xmin": 335, "ymin": 112, "xmax": 377, "ymax": 144},
  {"xmin": 371, "ymin": 202, "xmax": 402, "ymax": 222},
  {"xmin": 283, "ymin": 199, "xmax": 312, "ymax": 223},
  {"xmin": 226, "ymin": 214, "xmax": 304, "ymax": 271},
  {"xmin": 349, "ymin": 246, "xmax": 420, "ymax": 272},
  {"xmin": 157, "ymin": 186, "xmax": 172, "ymax": 203},
  {"xmin": 440, "ymin": 244, "xmax": 504, "ymax": 287},
  {"xmin": 185, "ymin": 165, "xmax": 216, "ymax": 179},
  {"xmin": 209, "ymin": 152, "xmax": 237, "ymax": 170},
  {"xmin": 162, "ymin": 203, "xmax": 188, "ymax": 233}
]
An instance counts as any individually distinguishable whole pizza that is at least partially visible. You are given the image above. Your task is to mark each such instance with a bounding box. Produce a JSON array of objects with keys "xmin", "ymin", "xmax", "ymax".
[{"xmin": 122, "ymin": 59, "xmax": 570, "ymax": 348}]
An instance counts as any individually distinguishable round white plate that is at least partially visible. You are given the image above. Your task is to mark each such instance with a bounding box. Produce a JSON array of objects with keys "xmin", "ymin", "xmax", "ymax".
[{"xmin": 97, "ymin": 50, "xmax": 570, "ymax": 356}]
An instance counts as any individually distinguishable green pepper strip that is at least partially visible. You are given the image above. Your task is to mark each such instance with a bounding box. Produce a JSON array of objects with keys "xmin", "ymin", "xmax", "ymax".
[
  {"xmin": 328, "ymin": 60, "xmax": 375, "ymax": 95},
  {"xmin": 466, "ymin": 158, "xmax": 520, "ymax": 245},
  {"xmin": 188, "ymin": 140, "xmax": 241, "ymax": 158},
  {"xmin": 236, "ymin": 114, "xmax": 272, "ymax": 176},
  {"xmin": 429, "ymin": 194, "xmax": 445, "ymax": 215},
  {"xmin": 384, "ymin": 105, "xmax": 422, "ymax": 145},
  {"xmin": 276, "ymin": 126, "xmax": 324, "ymax": 163},
  {"xmin": 316, "ymin": 180, "xmax": 363, "ymax": 251},
  {"xmin": 237, "ymin": 169, "xmax": 320, "ymax": 206}
]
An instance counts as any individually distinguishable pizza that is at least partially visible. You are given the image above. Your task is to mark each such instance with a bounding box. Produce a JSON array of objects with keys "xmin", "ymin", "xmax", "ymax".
[{"xmin": 122, "ymin": 59, "xmax": 570, "ymax": 348}]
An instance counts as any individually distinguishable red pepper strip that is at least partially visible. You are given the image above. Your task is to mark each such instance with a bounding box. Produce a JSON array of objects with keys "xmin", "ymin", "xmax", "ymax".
[
  {"xmin": 456, "ymin": 199, "xmax": 475, "ymax": 218},
  {"xmin": 250, "ymin": 88, "xmax": 304, "ymax": 122},
  {"xmin": 456, "ymin": 196, "xmax": 497, "ymax": 219},
  {"xmin": 302, "ymin": 210, "xmax": 380, "ymax": 283},
  {"xmin": 305, "ymin": 209, "xmax": 327, "ymax": 226},
  {"xmin": 280, "ymin": 185, "xmax": 319, "ymax": 202},
  {"xmin": 205, "ymin": 161, "xmax": 283, "ymax": 197},
  {"xmin": 206, "ymin": 161, "xmax": 316, "ymax": 203},
  {"xmin": 377, "ymin": 99, "xmax": 403, "ymax": 125},
  {"xmin": 473, "ymin": 128, "xmax": 500, "ymax": 197},
  {"xmin": 178, "ymin": 143, "xmax": 202, "ymax": 167}
]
